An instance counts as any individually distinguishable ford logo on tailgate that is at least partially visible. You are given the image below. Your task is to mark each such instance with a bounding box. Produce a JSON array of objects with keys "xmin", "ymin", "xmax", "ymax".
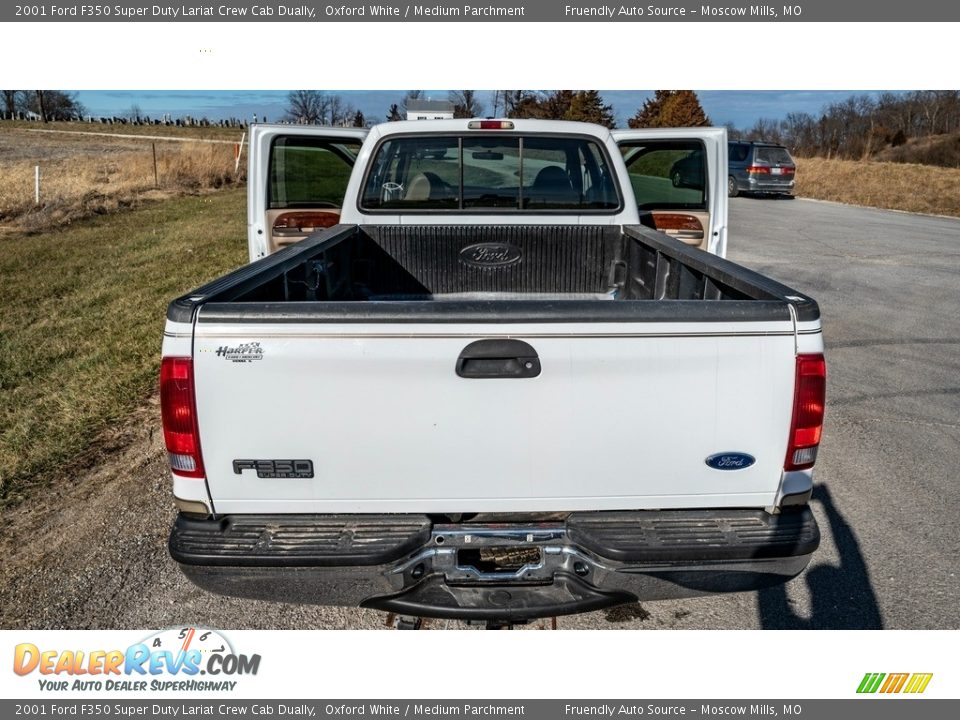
[
  {"xmin": 459, "ymin": 242, "xmax": 522, "ymax": 268},
  {"xmin": 705, "ymin": 453, "xmax": 756, "ymax": 471}
]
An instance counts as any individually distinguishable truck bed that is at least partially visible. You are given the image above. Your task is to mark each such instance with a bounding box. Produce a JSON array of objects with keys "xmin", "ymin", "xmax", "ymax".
[{"xmin": 167, "ymin": 224, "xmax": 819, "ymax": 325}]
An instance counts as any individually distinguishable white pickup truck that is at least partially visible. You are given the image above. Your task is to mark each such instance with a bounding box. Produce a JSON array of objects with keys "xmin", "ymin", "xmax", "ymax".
[{"xmin": 162, "ymin": 119, "xmax": 824, "ymax": 622}]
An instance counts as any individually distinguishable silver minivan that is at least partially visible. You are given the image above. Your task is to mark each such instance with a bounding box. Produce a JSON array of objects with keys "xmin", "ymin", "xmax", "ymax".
[{"xmin": 727, "ymin": 141, "xmax": 796, "ymax": 197}]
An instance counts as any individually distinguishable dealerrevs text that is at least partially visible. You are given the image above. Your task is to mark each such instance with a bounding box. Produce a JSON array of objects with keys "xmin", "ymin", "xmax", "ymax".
[{"xmin": 13, "ymin": 643, "xmax": 260, "ymax": 676}]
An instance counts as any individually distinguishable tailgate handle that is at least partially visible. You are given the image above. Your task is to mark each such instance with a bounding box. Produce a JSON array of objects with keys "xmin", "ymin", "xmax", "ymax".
[{"xmin": 456, "ymin": 339, "xmax": 541, "ymax": 379}]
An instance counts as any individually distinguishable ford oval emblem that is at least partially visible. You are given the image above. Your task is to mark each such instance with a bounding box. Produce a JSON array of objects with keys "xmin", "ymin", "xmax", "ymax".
[
  {"xmin": 459, "ymin": 242, "xmax": 522, "ymax": 268},
  {"xmin": 705, "ymin": 453, "xmax": 756, "ymax": 471}
]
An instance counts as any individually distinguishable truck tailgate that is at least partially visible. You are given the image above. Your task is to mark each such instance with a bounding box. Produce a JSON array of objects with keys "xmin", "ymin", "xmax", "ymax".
[{"xmin": 193, "ymin": 320, "xmax": 797, "ymax": 514}]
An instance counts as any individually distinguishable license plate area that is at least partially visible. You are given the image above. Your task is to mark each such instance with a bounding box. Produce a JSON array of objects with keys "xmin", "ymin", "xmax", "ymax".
[
  {"xmin": 457, "ymin": 546, "xmax": 543, "ymax": 574},
  {"xmin": 426, "ymin": 524, "xmax": 564, "ymax": 582},
  {"xmin": 771, "ymin": 167, "xmax": 783, "ymax": 175}
]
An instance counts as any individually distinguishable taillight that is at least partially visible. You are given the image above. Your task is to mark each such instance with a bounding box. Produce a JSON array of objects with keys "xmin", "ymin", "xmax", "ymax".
[
  {"xmin": 746, "ymin": 165, "xmax": 771, "ymax": 174},
  {"xmin": 160, "ymin": 357, "xmax": 205, "ymax": 478},
  {"xmin": 781, "ymin": 166, "xmax": 796, "ymax": 174},
  {"xmin": 785, "ymin": 354, "xmax": 826, "ymax": 471}
]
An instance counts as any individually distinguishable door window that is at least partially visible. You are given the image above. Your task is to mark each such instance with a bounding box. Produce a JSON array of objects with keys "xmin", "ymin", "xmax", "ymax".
[
  {"xmin": 619, "ymin": 140, "xmax": 707, "ymax": 210},
  {"xmin": 269, "ymin": 137, "xmax": 362, "ymax": 209}
]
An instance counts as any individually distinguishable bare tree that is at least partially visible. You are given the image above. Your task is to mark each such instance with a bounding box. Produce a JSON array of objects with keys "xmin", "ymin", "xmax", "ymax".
[
  {"xmin": 284, "ymin": 90, "xmax": 329, "ymax": 124},
  {"xmin": 324, "ymin": 95, "xmax": 355, "ymax": 126},
  {"xmin": 746, "ymin": 117, "xmax": 782, "ymax": 144},
  {"xmin": 489, "ymin": 91, "xmax": 504, "ymax": 117},
  {"xmin": 29, "ymin": 91, "xmax": 84, "ymax": 121},
  {"xmin": 2, "ymin": 90, "xmax": 23, "ymax": 118},
  {"xmin": 493, "ymin": 91, "xmax": 542, "ymax": 118},
  {"xmin": 449, "ymin": 90, "xmax": 484, "ymax": 119},
  {"xmin": 716, "ymin": 90, "xmax": 960, "ymax": 164},
  {"xmin": 35, "ymin": 90, "xmax": 47, "ymax": 122}
]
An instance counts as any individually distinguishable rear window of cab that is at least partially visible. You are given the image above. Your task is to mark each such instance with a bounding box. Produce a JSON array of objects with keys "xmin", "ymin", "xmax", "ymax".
[{"xmin": 359, "ymin": 135, "xmax": 621, "ymax": 212}]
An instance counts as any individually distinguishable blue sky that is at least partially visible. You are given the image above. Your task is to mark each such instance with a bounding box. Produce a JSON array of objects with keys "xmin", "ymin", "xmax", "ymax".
[{"xmin": 73, "ymin": 90, "xmax": 892, "ymax": 129}]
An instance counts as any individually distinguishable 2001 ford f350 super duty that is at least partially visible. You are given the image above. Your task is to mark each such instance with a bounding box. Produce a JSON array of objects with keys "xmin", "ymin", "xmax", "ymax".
[{"xmin": 162, "ymin": 119, "xmax": 824, "ymax": 621}]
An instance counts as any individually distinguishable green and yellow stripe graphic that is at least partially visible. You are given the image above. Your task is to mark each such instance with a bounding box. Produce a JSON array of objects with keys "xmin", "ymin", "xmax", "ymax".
[{"xmin": 857, "ymin": 672, "xmax": 933, "ymax": 694}]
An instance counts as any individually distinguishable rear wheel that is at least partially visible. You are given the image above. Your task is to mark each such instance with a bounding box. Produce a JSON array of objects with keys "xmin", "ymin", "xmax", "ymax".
[
  {"xmin": 728, "ymin": 176, "xmax": 739, "ymax": 198},
  {"xmin": 672, "ymin": 171, "xmax": 683, "ymax": 187}
]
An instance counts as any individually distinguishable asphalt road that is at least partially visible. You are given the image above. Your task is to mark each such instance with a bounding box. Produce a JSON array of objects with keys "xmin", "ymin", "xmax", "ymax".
[
  {"xmin": 1, "ymin": 197, "xmax": 958, "ymax": 630},
  {"xmin": 720, "ymin": 197, "xmax": 960, "ymax": 630}
]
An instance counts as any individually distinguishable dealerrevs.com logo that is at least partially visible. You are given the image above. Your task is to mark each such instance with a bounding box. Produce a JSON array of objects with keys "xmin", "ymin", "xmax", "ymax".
[{"xmin": 13, "ymin": 627, "xmax": 260, "ymax": 692}]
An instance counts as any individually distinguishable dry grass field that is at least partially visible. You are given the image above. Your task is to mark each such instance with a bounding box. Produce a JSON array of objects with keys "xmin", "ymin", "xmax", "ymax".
[
  {"xmin": 795, "ymin": 157, "xmax": 960, "ymax": 217},
  {"xmin": 0, "ymin": 123, "xmax": 245, "ymax": 232}
]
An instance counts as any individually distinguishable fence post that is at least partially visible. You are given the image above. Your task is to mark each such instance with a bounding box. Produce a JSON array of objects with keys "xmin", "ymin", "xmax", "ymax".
[
  {"xmin": 234, "ymin": 131, "xmax": 245, "ymax": 174},
  {"xmin": 35, "ymin": 165, "xmax": 40, "ymax": 205},
  {"xmin": 152, "ymin": 143, "xmax": 159, "ymax": 187}
]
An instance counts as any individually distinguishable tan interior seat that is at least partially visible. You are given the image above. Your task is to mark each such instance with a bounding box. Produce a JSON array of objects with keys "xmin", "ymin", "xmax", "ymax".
[{"xmin": 405, "ymin": 174, "xmax": 432, "ymax": 201}]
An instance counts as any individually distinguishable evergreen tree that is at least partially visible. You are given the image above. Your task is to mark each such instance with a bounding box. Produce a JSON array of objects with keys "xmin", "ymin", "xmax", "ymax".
[
  {"xmin": 628, "ymin": 90, "xmax": 710, "ymax": 128},
  {"xmin": 537, "ymin": 90, "xmax": 576, "ymax": 120},
  {"xmin": 504, "ymin": 91, "xmax": 543, "ymax": 119},
  {"xmin": 499, "ymin": 90, "xmax": 540, "ymax": 118},
  {"xmin": 564, "ymin": 91, "xmax": 616, "ymax": 128}
]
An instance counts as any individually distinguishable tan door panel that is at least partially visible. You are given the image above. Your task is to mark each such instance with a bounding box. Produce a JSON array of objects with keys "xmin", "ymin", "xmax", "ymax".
[
  {"xmin": 267, "ymin": 209, "xmax": 341, "ymax": 252},
  {"xmin": 651, "ymin": 210, "xmax": 710, "ymax": 251}
]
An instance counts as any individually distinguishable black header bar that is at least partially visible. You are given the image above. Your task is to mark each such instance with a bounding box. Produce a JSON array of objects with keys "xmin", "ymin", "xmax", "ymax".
[{"xmin": 5, "ymin": 1, "xmax": 958, "ymax": 22}]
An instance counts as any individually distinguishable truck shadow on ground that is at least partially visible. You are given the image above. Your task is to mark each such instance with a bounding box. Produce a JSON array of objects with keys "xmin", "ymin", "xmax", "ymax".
[{"xmin": 757, "ymin": 485, "xmax": 883, "ymax": 629}]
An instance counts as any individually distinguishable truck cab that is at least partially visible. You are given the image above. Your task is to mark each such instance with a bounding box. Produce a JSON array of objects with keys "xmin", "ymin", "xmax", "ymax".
[{"xmin": 246, "ymin": 120, "xmax": 728, "ymax": 260}]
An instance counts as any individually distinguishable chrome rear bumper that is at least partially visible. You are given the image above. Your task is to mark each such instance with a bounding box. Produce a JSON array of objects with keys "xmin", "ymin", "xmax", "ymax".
[{"xmin": 171, "ymin": 508, "xmax": 819, "ymax": 620}]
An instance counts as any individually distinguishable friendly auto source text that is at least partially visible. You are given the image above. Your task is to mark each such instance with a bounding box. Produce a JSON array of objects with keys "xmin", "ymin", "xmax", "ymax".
[
  {"xmin": 565, "ymin": 706, "xmax": 784, "ymax": 716},
  {"xmin": 565, "ymin": 5, "xmax": 787, "ymax": 17}
]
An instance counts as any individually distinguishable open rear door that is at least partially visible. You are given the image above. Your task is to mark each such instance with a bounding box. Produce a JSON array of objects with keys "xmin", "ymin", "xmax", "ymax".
[
  {"xmin": 612, "ymin": 127, "xmax": 728, "ymax": 256},
  {"xmin": 247, "ymin": 125, "xmax": 369, "ymax": 261}
]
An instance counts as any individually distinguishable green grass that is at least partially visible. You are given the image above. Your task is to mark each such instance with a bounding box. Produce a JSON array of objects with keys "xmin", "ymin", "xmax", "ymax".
[{"xmin": 0, "ymin": 189, "xmax": 248, "ymax": 506}]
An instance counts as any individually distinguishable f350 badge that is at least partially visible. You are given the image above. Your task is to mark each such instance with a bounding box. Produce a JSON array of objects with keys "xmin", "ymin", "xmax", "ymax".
[
  {"xmin": 233, "ymin": 459, "xmax": 314, "ymax": 479},
  {"xmin": 705, "ymin": 453, "xmax": 756, "ymax": 470}
]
